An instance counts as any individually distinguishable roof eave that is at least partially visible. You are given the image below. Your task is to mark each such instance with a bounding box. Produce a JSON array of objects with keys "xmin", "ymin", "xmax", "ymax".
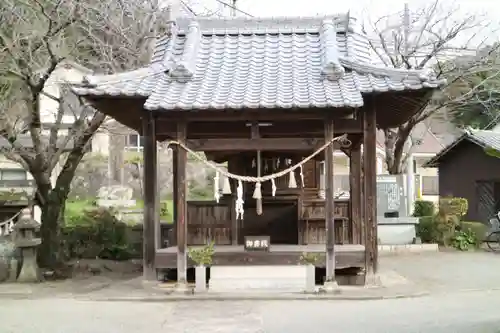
[{"xmin": 422, "ymin": 133, "xmax": 492, "ymax": 168}]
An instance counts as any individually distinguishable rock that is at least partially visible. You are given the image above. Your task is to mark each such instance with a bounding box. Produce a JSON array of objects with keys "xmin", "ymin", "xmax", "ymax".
[
  {"xmin": 97, "ymin": 185, "xmax": 133, "ymax": 201},
  {"xmin": 0, "ymin": 258, "xmax": 9, "ymax": 282}
]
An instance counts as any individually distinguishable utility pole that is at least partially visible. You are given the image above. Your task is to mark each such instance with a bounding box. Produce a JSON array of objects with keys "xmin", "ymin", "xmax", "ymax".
[
  {"xmin": 403, "ymin": 3, "xmax": 410, "ymax": 58},
  {"xmin": 231, "ymin": 0, "xmax": 237, "ymax": 17},
  {"xmin": 403, "ymin": 3, "xmax": 415, "ymax": 215}
]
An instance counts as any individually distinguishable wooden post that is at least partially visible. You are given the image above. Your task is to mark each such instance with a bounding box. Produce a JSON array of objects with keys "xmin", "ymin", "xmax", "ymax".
[
  {"xmin": 227, "ymin": 158, "xmax": 238, "ymax": 245},
  {"xmin": 171, "ymin": 148, "xmax": 178, "ymax": 247},
  {"xmin": 324, "ymin": 118, "xmax": 336, "ymax": 284},
  {"xmin": 349, "ymin": 140, "xmax": 362, "ymax": 244},
  {"xmin": 142, "ymin": 112, "xmax": 157, "ymax": 280},
  {"xmin": 363, "ymin": 107, "xmax": 378, "ymax": 276},
  {"xmin": 174, "ymin": 120, "xmax": 188, "ymax": 286}
]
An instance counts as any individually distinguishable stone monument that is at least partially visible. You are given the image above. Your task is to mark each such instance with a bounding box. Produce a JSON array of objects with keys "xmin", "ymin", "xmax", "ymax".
[
  {"xmin": 97, "ymin": 185, "xmax": 136, "ymax": 208},
  {"xmin": 13, "ymin": 208, "xmax": 42, "ymax": 283},
  {"xmin": 376, "ymin": 174, "xmax": 419, "ymax": 245}
]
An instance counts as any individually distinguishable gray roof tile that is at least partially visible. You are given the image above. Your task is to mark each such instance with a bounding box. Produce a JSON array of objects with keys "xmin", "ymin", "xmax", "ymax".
[
  {"xmin": 73, "ymin": 15, "xmax": 446, "ymax": 110},
  {"xmin": 424, "ymin": 129, "xmax": 500, "ymax": 167},
  {"xmin": 468, "ymin": 129, "xmax": 500, "ymax": 151}
]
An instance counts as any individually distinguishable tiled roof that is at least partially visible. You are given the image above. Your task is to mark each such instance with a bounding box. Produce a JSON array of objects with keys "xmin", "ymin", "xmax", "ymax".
[
  {"xmin": 424, "ymin": 129, "xmax": 500, "ymax": 167},
  {"xmin": 73, "ymin": 15, "xmax": 446, "ymax": 111},
  {"xmin": 467, "ymin": 129, "xmax": 500, "ymax": 151}
]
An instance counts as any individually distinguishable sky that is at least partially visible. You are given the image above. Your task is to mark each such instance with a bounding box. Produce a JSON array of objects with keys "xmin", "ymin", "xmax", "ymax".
[
  {"xmin": 183, "ymin": 0, "xmax": 500, "ymax": 47},
  {"xmin": 232, "ymin": 0, "xmax": 497, "ymax": 20}
]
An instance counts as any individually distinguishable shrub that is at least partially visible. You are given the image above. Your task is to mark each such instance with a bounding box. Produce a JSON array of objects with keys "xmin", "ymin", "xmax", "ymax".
[
  {"xmin": 299, "ymin": 252, "xmax": 320, "ymax": 265},
  {"xmin": 460, "ymin": 221, "xmax": 487, "ymax": 242},
  {"xmin": 0, "ymin": 240, "xmax": 15, "ymax": 260},
  {"xmin": 188, "ymin": 242, "xmax": 215, "ymax": 266},
  {"xmin": 62, "ymin": 207, "xmax": 133, "ymax": 261},
  {"xmin": 435, "ymin": 197, "xmax": 468, "ymax": 245},
  {"xmin": 439, "ymin": 197, "xmax": 468, "ymax": 218},
  {"xmin": 416, "ymin": 216, "xmax": 441, "ymax": 243},
  {"xmin": 413, "ymin": 200, "xmax": 435, "ymax": 217},
  {"xmin": 451, "ymin": 229, "xmax": 478, "ymax": 251}
]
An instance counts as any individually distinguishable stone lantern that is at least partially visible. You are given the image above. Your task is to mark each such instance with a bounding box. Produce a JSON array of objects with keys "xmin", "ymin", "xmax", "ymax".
[{"xmin": 13, "ymin": 207, "xmax": 42, "ymax": 283}]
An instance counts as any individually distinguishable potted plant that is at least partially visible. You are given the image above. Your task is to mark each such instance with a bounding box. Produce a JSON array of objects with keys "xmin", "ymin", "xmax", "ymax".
[
  {"xmin": 188, "ymin": 241, "xmax": 215, "ymax": 293},
  {"xmin": 299, "ymin": 252, "xmax": 319, "ymax": 293}
]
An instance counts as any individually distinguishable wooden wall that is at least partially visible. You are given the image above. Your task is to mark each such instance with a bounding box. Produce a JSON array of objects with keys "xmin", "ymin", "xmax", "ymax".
[
  {"xmin": 186, "ymin": 201, "xmax": 232, "ymax": 245},
  {"xmin": 181, "ymin": 157, "xmax": 359, "ymax": 246}
]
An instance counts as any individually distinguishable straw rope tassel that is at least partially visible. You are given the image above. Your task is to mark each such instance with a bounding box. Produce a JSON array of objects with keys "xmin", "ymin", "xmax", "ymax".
[
  {"xmin": 222, "ymin": 175, "xmax": 232, "ymax": 194},
  {"xmin": 235, "ymin": 180, "xmax": 244, "ymax": 220},
  {"xmin": 253, "ymin": 150, "xmax": 263, "ymax": 215},
  {"xmin": 299, "ymin": 164, "xmax": 304, "ymax": 188},
  {"xmin": 271, "ymin": 178, "xmax": 276, "ymax": 197},
  {"xmin": 214, "ymin": 171, "xmax": 220, "ymax": 203},
  {"xmin": 288, "ymin": 169, "xmax": 297, "ymax": 188}
]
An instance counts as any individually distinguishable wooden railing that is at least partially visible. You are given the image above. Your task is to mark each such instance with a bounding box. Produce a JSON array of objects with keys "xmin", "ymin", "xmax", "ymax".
[
  {"xmin": 299, "ymin": 198, "xmax": 352, "ymax": 244},
  {"xmin": 187, "ymin": 201, "xmax": 232, "ymax": 245},
  {"xmin": 183, "ymin": 198, "xmax": 355, "ymax": 246}
]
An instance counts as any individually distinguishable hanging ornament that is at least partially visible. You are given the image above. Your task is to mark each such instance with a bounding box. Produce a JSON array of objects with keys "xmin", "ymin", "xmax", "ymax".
[
  {"xmin": 277, "ymin": 158, "xmax": 280, "ymax": 169},
  {"xmin": 214, "ymin": 171, "xmax": 221, "ymax": 203},
  {"xmin": 288, "ymin": 169, "xmax": 297, "ymax": 188},
  {"xmin": 253, "ymin": 182, "xmax": 263, "ymax": 215},
  {"xmin": 222, "ymin": 176, "xmax": 232, "ymax": 194},
  {"xmin": 264, "ymin": 160, "xmax": 268, "ymax": 172},
  {"xmin": 299, "ymin": 164, "xmax": 304, "ymax": 188},
  {"xmin": 252, "ymin": 158, "xmax": 256, "ymax": 168},
  {"xmin": 235, "ymin": 180, "xmax": 244, "ymax": 220},
  {"xmin": 271, "ymin": 178, "xmax": 277, "ymax": 197},
  {"xmin": 254, "ymin": 150, "xmax": 263, "ymax": 215}
]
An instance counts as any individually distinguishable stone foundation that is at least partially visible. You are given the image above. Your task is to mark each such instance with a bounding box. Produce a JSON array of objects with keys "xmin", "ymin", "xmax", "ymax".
[
  {"xmin": 209, "ymin": 265, "xmax": 308, "ymax": 292},
  {"xmin": 378, "ymin": 243, "xmax": 439, "ymax": 254}
]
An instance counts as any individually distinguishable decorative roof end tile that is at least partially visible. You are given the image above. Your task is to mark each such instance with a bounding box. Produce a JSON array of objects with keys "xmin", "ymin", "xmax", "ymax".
[
  {"xmin": 320, "ymin": 19, "xmax": 345, "ymax": 81},
  {"xmin": 169, "ymin": 20, "xmax": 200, "ymax": 83}
]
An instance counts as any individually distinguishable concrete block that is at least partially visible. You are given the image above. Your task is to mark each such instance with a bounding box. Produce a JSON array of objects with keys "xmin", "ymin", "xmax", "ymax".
[
  {"xmin": 378, "ymin": 243, "xmax": 439, "ymax": 254},
  {"xmin": 195, "ymin": 266, "xmax": 207, "ymax": 293},
  {"xmin": 210, "ymin": 265, "xmax": 308, "ymax": 292}
]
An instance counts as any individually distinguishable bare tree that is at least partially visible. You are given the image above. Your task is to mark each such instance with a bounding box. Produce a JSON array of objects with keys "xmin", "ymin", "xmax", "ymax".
[
  {"xmin": 363, "ymin": 0, "xmax": 500, "ymax": 174},
  {"xmin": 0, "ymin": 0, "xmax": 169, "ymax": 269}
]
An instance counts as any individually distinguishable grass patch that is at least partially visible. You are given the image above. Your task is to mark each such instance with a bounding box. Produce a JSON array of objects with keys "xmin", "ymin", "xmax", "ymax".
[{"xmin": 65, "ymin": 199, "xmax": 173, "ymax": 224}]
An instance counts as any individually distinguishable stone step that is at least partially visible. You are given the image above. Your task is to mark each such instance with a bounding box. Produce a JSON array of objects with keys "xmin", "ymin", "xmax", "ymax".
[{"xmin": 209, "ymin": 265, "xmax": 313, "ymax": 293}]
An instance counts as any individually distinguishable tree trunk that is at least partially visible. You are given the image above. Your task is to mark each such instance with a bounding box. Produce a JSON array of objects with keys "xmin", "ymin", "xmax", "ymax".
[
  {"xmin": 37, "ymin": 194, "xmax": 64, "ymax": 269},
  {"xmin": 36, "ymin": 175, "xmax": 72, "ymax": 270},
  {"xmin": 384, "ymin": 126, "xmax": 412, "ymax": 175}
]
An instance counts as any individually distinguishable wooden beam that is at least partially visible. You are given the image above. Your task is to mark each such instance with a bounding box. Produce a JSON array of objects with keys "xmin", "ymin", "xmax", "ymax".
[
  {"xmin": 142, "ymin": 112, "xmax": 157, "ymax": 280},
  {"xmin": 174, "ymin": 120, "xmax": 188, "ymax": 286},
  {"xmin": 324, "ymin": 118, "xmax": 336, "ymax": 284},
  {"xmin": 152, "ymin": 108, "xmax": 355, "ymax": 121},
  {"xmin": 155, "ymin": 119, "xmax": 363, "ymax": 138},
  {"xmin": 186, "ymin": 138, "xmax": 346, "ymax": 151},
  {"xmin": 362, "ymin": 107, "xmax": 378, "ymax": 276}
]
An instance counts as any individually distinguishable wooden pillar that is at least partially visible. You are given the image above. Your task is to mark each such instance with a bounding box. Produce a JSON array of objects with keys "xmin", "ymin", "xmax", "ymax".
[
  {"xmin": 171, "ymin": 148, "xmax": 178, "ymax": 246},
  {"xmin": 142, "ymin": 112, "xmax": 157, "ymax": 280},
  {"xmin": 349, "ymin": 141, "xmax": 362, "ymax": 244},
  {"xmin": 173, "ymin": 121, "xmax": 188, "ymax": 285},
  {"xmin": 227, "ymin": 158, "xmax": 238, "ymax": 245},
  {"xmin": 363, "ymin": 107, "xmax": 378, "ymax": 275},
  {"xmin": 324, "ymin": 118, "xmax": 336, "ymax": 283}
]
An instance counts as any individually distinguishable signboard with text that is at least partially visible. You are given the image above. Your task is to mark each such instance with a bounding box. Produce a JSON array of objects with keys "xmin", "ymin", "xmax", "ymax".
[
  {"xmin": 244, "ymin": 236, "xmax": 270, "ymax": 251},
  {"xmin": 376, "ymin": 174, "xmax": 407, "ymax": 217}
]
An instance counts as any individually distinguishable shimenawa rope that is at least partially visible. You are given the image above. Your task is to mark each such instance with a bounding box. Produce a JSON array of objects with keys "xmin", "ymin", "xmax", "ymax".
[{"xmin": 167, "ymin": 133, "xmax": 351, "ymax": 219}]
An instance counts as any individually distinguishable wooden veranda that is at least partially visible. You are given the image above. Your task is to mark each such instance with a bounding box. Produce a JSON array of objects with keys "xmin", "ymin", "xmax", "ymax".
[{"xmin": 73, "ymin": 15, "xmax": 445, "ymax": 285}]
